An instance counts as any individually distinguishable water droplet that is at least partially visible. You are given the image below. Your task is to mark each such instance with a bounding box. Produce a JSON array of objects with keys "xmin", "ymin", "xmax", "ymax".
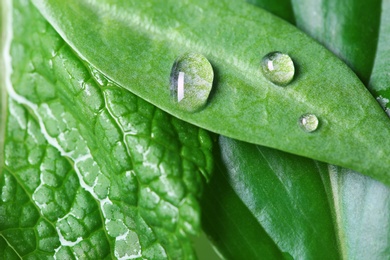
[
  {"xmin": 170, "ymin": 53, "xmax": 214, "ymax": 112},
  {"xmin": 261, "ymin": 51, "xmax": 295, "ymax": 86},
  {"xmin": 299, "ymin": 113, "xmax": 319, "ymax": 132}
]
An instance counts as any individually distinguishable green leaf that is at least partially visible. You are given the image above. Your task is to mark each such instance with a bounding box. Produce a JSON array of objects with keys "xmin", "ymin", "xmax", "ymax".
[
  {"xmin": 1, "ymin": 0, "xmax": 213, "ymax": 258},
  {"xmin": 247, "ymin": 0, "xmax": 296, "ymax": 24},
  {"xmin": 286, "ymin": 1, "xmax": 390, "ymax": 257},
  {"xmin": 323, "ymin": 166, "xmax": 390, "ymax": 259},
  {"xmin": 369, "ymin": 0, "xmax": 390, "ymax": 110},
  {"xmin": 31, "ymin": 0, "xmax": 390, "ymax": 185},
  {"xmin": 202, "ymin": 1, "xmax": 390, "ymax": 259},
  {"xmin": 203, "ymin": 137, "xmax": 390, "ymax": 259},
  {"xmin": 290, "ymin": 0, "xmax": 381, "ymax": 85},
  {"xmin": 202, "ymin": 137, "xmax": 340, "ymax": 259}
]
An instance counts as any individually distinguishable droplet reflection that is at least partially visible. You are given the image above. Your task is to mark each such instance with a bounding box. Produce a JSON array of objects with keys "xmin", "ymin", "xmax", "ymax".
[
  {"xmin": 261, "ymin": 51, "xmax": 295, "ymax": 86},
  {"xmin": 170, "ymin": 53, "xmax": 214, "ymax": 112},
  {"xmin": 299, "ymin": 113, "xmax": 319, "ymax": 132}
]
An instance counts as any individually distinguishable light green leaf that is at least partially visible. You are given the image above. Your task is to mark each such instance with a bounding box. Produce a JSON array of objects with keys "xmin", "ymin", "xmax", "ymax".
[
  {"xmin": 324, "ymin": 166, "xmax": 390, "ymax": 259},
  {"xmin": 31, "ymin": 0, "xmax": 390, "ymax": 185},
  {"xmin": 0, "ymin": 0, "xmax": 212, "ymax": 258}
]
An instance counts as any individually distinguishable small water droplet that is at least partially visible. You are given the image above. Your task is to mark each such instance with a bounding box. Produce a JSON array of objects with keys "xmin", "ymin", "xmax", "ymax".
[
  {"xmin": 299, "ymin": 113, "xmax": 319, "ymax": 132},
  {"xmin": 261, "ymin": 51, "xmax": 295, "ymax": 86},
  {"xmin": 170, "ymin": 53, "xmax": 214, "ymax": 112}
]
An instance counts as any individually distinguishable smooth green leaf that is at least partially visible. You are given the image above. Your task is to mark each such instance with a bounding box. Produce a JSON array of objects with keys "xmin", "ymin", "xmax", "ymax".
[
  {"xmin": 202, "ymin": 1, "xmax": 390, "ymax": 259},
  {"xmin": 323, "ymin": 166, "xmax": 390, "ymax": 259},
  {"xmin": 203, "ymin": 137, "xmax": 390, "ymax": 259},
  {"xmin": 248, "ymin": 0, "xmax": 295, "ymax": 24},
  {"xmin": 31, "ymin": 0, "xmax": 390, "ymax": 185},
  {"xmin": 369, "ymin": 0, "xmax": 390, "ymax": 111},
  {"xmin": 203, "ymin": 137, "xmax": 340, "ymax": 259},
  {"xmin": 1, "ymin": 0, "xmax": 213, "ymax": 258},
  {"xmin": 290, "ymin": 0, "xmax": 381, "ymax": 85},
  {"xmin": 285, "ymin": 1, "xmax": 390, "ymax": 257}
]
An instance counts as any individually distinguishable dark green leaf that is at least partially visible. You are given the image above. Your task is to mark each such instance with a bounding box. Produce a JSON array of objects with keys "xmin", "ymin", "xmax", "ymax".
[
  {"xmin": 203, "ymin": 2, "xmax": 390, "ymax": 259},
  {"xmin": 291, "ymin": 0, "xmax": 381, "ymax": 84},
  {"xmin": 247, "ymin": 0, "xmax": 295, "ymax": 24},
  {"xmin": 285, "ymin": 1, "xmax": 390, "ymax": 257},
  {"xmin": 203, "ymin": 137, "xmax": 340, "ymax": 259},
  {"xmin": 369, "ymin": 0, "xmax": 390, "ymax": 111},
  {"xmin": 31, "ymin": 0, "xmax": 390, "ymax": 185}
]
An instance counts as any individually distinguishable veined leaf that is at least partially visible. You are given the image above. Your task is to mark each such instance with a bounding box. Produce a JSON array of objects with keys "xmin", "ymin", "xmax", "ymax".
[
  {"xmin": 31, "ymin": 0, "xmax": 390, "ymax": 185},
  {"xmin": 0, "ymin": 0, "xmax": 212, "ymax": 258}
]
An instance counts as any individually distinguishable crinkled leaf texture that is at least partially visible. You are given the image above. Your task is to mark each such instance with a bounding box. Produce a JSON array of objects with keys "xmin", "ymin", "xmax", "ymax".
[{"xmin": 0, "ymin": 0, "xmax": 213, "ymax": 259}]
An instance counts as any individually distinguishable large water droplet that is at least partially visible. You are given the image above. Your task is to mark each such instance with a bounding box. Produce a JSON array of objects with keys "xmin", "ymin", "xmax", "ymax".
[
  {"xmin": 261, "ymin": 51, "xmax": 295, "ymax": 86},
  {"xmin": 170, "ymin": 53, "xmax": 214, "ymax": 112},
  {"xmin": 299, "ymin": 113, "xmax": 319, "ymax": 132}
]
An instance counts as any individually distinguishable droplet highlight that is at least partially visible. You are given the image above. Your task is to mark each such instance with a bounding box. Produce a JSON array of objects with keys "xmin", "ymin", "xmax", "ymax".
[
  {"xmin": 261, "ymin": 51, "xmax": 295, "ymax": 86},
  {"xmin": 299, "ymin": 114, "xmax": 319, "ymax": 132},
  {"xmin": 170, "ymin": 53, "xmax": 214, "ymax": 112}
]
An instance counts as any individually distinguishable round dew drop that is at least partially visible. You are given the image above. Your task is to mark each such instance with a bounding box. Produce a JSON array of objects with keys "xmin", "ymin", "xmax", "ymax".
[
  {"xmin": 170, "ymin": 53, "xmax": 214, "ymax": 112},
  {"xmin": 261, "ymin": 51, "xmax": 295, "ymax": 86},
  {"xmin": 299, "ymin": 113, "xmax": 319, "ymax": 132}
]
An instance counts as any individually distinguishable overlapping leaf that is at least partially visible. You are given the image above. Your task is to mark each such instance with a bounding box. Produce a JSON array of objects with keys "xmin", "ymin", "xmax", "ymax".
[
  {"xmin": 1, "ymin": 0, "xmax": 389, "ymax": 259},
  {"xmin": 201, "ymin": 1, "xmax": 389, "ymax": 259},
  {"xmin": 31, "ymin": 0, "xmax": 390, "ymax": 185}
]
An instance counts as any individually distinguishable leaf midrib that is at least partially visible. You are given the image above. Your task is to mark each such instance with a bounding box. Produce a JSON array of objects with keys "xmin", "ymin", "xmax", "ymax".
[{"xmin": 0, "ymin": 0, "xmax": 11, "ymax": 181}]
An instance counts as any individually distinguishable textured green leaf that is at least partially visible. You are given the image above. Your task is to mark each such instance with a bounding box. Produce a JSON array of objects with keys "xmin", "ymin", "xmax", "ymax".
[
  {"xmin": 31, "ymin": 0, "xmax": 390, "ymax": 185},
  {"xmin": 1, "ymin": 0, "xmax": 213, "ymax": 258}
]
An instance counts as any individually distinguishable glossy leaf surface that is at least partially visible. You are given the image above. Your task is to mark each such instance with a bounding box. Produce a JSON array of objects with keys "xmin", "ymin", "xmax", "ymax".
[
  {"xmin": 203, "ymin": 137, "xmax": 340, "ymax": 259},
  {"xmin": 203, "ymin": 136, "xmax": 390, "ymax": 259},
  {"xmin": 291, "ymin": 0, "xmax": 381, "ymax": 84},
  {"xmin": 201, "ymin": 1, "xmax": 390, "ymax": 260},
  {"xmin": 31, "ymin": 0, "xmax": 390, "ymax": 185},
  {"xmin": 247, "ymin": 0, "xmax": 295, "ymax": 24},
  {"xmin": 369, "ymin": 0, "xmax": 390, "ymax": 112}
]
